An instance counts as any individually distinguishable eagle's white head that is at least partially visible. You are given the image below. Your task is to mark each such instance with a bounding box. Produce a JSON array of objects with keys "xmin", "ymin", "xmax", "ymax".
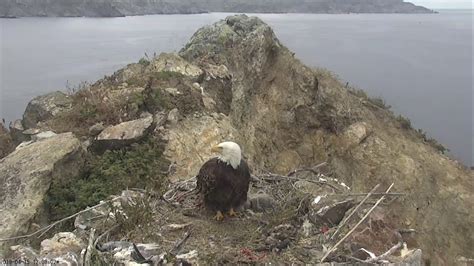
[{"xmin": 211, "ymin": 141, "xmax": 242, "ymax": 169}]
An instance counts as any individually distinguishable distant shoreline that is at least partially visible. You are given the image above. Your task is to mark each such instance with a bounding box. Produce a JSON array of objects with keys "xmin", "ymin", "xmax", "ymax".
[
  {"xmin": 0, "ymin": 0, "xmax": 435, "ymax": 18},
  {"xmin": 0, "ymin": 11, "xmax": 443, "ymax": 19}
]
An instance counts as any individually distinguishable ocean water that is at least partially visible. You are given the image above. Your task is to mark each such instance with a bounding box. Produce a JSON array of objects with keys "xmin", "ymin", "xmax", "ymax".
[{"xmin": 0, "ymin": 11, "xmax": 472, "ymax": 166}]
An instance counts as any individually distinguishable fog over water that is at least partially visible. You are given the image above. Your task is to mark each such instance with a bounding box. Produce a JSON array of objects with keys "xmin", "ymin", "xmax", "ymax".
[{"xmin": 0, "ymin": 11, "xmax": 472, "ymax": 166}]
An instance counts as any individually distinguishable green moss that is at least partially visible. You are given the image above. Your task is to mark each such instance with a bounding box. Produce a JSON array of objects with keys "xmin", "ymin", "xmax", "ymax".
[{"xmin": 45, "ymin": 138, "xmax": 169, "ymax": 221}]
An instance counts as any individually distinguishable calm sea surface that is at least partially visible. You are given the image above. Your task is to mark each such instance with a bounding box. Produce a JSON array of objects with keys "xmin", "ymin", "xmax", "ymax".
[{"xmin": 0, "ymin": 11, "xmax": 472, "ymax": 166}]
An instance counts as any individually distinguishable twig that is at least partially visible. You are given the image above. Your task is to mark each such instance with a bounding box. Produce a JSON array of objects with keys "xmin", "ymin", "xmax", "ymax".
[
  {"xmin": 83, "ymin": 228, "xmax": 96, "ymax": 266},
  {"xmin": 0, "ymin": 196, "xmax": 123, "ymax": 242},
  {"xmin": 330, "ymin": 184, "xmax": 380, "ymax": 240},
  {"xmin": 341, "ymin": 192, "xmax": 404, "ymax": 197},
  {"xmin": 169, "ymin": 231, "xmax": 191, "ymax": 255},
  {"xmin": 320, "ymin": 183, "xmax": 394, "ymax": 262},
  {"xmin": 287, "ymin": 162, "xmax": 327, "ymax": 176}
]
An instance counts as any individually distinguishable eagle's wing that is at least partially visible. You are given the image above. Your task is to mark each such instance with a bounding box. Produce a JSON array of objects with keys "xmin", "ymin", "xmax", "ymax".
[
  {"xmin": 196, "ymin": 157, "xmax": 219, "ymax": 195},
  {"xmin": 230, "ymin": 159, "xmax": 251, "ymax": 207}
]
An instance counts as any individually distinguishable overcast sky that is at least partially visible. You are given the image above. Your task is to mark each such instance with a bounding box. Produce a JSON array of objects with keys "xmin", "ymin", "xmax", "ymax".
[{"xmin": 409, "ymin": 0, "xmax": 473, "ymax": 9}]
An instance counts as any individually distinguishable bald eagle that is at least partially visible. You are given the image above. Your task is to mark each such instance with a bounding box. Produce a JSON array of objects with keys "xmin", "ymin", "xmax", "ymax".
[{"xmin": 196, "ymin": 141, "xmax": 251, "ymax": 221}]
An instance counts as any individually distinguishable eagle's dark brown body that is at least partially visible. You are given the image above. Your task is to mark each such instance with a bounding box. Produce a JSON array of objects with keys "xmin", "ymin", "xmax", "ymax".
[{"xmin": 196, "ymin": 157, "xmax": 251, "ymax": 212}]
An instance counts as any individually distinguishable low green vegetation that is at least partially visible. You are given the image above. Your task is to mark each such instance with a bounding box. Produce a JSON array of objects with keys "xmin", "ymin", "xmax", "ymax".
[
  {"xmin": 152, "ymin": 70, "xmax": 185, "ymax": 80},
  {"xmin": 45, "ymin": 138, "xmax": 169, "ymax": 222}
]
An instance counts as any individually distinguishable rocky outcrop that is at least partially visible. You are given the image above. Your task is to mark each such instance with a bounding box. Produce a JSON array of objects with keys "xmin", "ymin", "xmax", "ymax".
[
  {"xmin": 175, "ymin": 15, "xmax": 472, "ymax": 264},
  {"xmin": 0, "ymin": 133, "xmax": 85, "ymax": 255},
  {"xmin": 22, "ymin": 91, "xmax": 72, "ymax": 129},
  {"xmin": 0, "ymin": 0, "xmax": 433, "ymax": 17}
]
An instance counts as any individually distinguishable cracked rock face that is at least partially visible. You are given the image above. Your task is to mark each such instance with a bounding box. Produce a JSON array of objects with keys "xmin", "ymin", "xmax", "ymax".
[{"xmin": 0, "ymin": 133, "xmax": 85, "ymax": 255}]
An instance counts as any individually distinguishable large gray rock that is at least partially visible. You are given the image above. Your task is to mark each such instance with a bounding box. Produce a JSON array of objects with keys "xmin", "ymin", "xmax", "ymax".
[
  {"xmin": 93, "ymin": 115, "xmax": 154, "ymax": 152},
  {"xmin": 0, "ymin": 133, "xmax": 85, "ymax": 255},
  {"xmin": 22, "ymin": 91, "xmax": 72, "ymax": 129}
]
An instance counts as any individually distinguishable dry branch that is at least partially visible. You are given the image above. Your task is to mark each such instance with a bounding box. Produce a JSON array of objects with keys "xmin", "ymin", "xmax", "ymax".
[
  {"xmin": 83, "ymin": 228, "xmax": 96, "ymax": 266},
  {"xmin": 343, "ymin": 192, "xmax": 405, "ymax": 197},
  {"xmin": 320, "ymin": 183, "xmax": 394, "ymax": 262}
]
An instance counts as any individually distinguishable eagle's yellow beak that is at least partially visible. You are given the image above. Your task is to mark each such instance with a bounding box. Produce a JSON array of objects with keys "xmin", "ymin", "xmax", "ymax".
[{"xmin": 211, "ymin": 145, "xmax": 221, "ymax": 153}]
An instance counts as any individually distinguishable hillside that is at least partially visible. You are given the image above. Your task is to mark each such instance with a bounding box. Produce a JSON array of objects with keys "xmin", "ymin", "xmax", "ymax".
[
  {"xmin": 0, "ymin": 0, "xmax": 434, "ymax": 17},
  {"xmin": 0, "ymin": 15, "xmax": 471, "ymax": 265}
]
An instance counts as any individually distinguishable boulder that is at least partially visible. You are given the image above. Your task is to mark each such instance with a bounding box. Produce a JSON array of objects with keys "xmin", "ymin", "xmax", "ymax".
[
  {"xmin": 0, "ymin": 133, "xmax": 84, "ymax": 255},
  {"xmin": 93, "ymin": 115, "xmax": 154, "ymax": 152},
  {"xmin": 22, "ymin": 91, "xmax": 72, "ymax": 129}
]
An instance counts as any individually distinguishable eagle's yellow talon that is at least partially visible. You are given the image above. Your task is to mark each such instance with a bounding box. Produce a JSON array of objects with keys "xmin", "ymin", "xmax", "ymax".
[
  {"xmin": 228, "ymin": 208, "xmax": 238, "ymax": 217},
  {"xmin": 214, "ymin": 211, "xmax": 224, "ymax": 221}
]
